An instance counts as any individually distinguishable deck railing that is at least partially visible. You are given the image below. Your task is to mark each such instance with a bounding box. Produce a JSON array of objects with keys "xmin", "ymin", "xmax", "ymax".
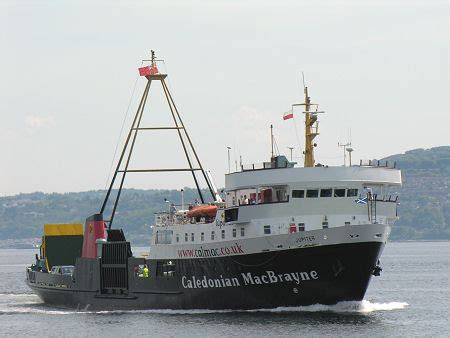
[{"xmin": 359, "ymin": 159, "xmax": 397, "ymax": 169}]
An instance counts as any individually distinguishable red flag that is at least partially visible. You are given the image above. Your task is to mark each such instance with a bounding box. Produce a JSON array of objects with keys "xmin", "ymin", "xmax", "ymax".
[
  {"xmin": 138, "ymin": 66, "xmax": 159, "ymax": 76},
  {"xmin": 283, "ymin": 112, "xmax": 294, "ymax": 120},
  {"xmin": 139, "ymin": 66, "xmax": 151, "ymax": 76}
]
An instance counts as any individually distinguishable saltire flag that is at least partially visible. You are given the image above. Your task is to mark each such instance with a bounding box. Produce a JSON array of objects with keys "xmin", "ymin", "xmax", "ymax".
[
  {"xmin": 138, "ymin": 66, "xmax": 159, "ymax": 76},
  {"xmin": 355, "ymin": 196, "xmax": 368, "ymax": 204},
  {"xmin": 283, "ymin": 111, "xmax": 294, "ymax": 120}
]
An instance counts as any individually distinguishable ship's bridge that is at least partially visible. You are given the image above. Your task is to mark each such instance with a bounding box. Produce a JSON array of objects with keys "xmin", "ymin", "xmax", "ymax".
[{"xmin": 225, "ymin": 161, "xmax": 401, "ymax": 209}]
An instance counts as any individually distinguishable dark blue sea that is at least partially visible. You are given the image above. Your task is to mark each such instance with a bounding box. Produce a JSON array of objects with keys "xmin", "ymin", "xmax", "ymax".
[{"xmin": 0, "ymin": 242, "xmax": 449, "ymax": 337}]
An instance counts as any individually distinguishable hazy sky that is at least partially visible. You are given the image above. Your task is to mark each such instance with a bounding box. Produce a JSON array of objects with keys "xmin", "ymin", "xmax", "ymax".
[{"xmin": 1, "ymin": 0, "xmax": 449, "ymax": 196}]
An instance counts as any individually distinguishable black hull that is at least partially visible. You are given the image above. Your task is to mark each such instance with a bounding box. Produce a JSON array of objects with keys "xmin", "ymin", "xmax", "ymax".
[{"xmin": 27, "ymin": 242, "xmax": 383, "ymax": 310}]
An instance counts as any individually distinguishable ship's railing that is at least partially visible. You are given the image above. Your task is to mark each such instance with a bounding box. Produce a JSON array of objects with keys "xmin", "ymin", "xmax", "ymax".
[
  {"xmin": 238, "ymin": 159, "xmax": 399, "ymax": 172},
  {"xmin": 155, "ymin": 211, "xmax": 189, "ymax": 227},
  {"xmin": 236, "ymin": 195, "xmax": 290, "ymax": 207},
  {"xmin": 370, "ymin": 193, "xmax": 399, "ymax": 203},
  {"xmin": 154, "ymin": 210, "xmax": 218, "ymax": 227},
  {"xmin": 241, "ymin": 162, "xmax": 273, "ymax": 171},
  {"xmin": 240, "ymin": 161, "xmax": 296, "ymax": 172},
  {"xmin": 359, "ymin": 159, "xmax": 397, "ymax": 169}
]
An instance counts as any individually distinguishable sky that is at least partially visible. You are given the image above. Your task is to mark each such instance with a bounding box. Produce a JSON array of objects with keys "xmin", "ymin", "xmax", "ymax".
[{"xmin": 0, "ymin": 0, "xmax": 449, "ymax": 196}]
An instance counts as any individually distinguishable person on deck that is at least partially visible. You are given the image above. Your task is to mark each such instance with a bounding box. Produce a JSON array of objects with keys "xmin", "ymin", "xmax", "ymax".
[
  {"xmin": 244, "ymin": 195, "xmax": 249, "ymax": 204},
  {"xmin": 143, "ymin": 265, "xmax": 149, "ymax": 278},
  {"xmin": 169, "ymin": 203, "xmax": 177, "ymax": 214}
]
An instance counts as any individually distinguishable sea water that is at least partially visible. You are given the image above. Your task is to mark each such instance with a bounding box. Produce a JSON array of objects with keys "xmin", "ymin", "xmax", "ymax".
[{"xmin": 0, "ymin": 242, "xmax": 449, "ymax": 337}]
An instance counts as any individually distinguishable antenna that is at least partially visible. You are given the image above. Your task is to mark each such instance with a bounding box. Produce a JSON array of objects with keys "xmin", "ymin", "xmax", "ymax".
[
  {"xmin": 142, "ymin": 50, "xmax": 164, "ymax": 66},
  {"xmin": 287, "ymin": 146, "xmax": 294, "ymax": 161},
  {"xmin": 270, "ymin": 124, "xmax": 274, "ymax": 159},
  {"xmin": 227, "ymin": 146, "xmax": 231, "ymax": 173},
  {"xmin": 181, "ymin": 188, "xmax": 184, "ymax": 210},
  {"xmin": 346, "ymin": 146, "xmax": 354, "ymax": 166},
  {"xmin": 338, "ymin": 141, "xmax": 352, "ymax": 166},
  {"xmin": 346, "ymin": 128, "xmax": 353, "ymax": 166}
]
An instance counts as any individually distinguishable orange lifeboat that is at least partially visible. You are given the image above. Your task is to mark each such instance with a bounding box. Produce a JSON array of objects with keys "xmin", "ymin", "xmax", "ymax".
[{"xmin": 187, "ymin": 205, "xmax": 218, "ymax": 218}]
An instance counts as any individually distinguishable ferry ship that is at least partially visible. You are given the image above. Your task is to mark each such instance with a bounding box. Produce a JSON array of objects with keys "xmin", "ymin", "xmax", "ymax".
[{"xmin": 26, "ymin": 52, "xmax": 401, "ymax": 310}]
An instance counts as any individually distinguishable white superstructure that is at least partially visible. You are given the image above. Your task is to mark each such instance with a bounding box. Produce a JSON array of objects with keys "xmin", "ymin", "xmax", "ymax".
[{"xmin": 150, "ymin": 161, "xmax": 401, "ymax": 260}]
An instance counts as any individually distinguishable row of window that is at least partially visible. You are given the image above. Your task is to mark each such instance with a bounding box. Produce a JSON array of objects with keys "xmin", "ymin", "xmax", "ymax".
[
  {"xmin": 171, "ymin": 220, "xmax": 336, "ymax": 243},
  {"xmin": 176, "ymin": 228, "xmax": 246, "ymax": 243},
  {"xmin": 263, "ymin": 223, "xmax": 306, "ymax": 235},
  {"xmin": 292, "ymin": 188, "xmax": 358, "ymax": 199}
]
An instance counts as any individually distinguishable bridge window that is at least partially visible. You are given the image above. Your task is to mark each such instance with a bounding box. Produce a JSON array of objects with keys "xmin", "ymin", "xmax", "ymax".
[
  {"xmin": 232, "ymin": 229, "xmax": 236, "ymax": 238},
  {"xmin": 292, "ymin": 190, "xmax": 305, "ymax": 198},
  {"xmin": 241, "ymin": 228, "xmax": 245, "ymax": 236},
  {"xmin": 221, "ymin": 229, "xmax": 225, "ymax": 239},
  {"xmin": 191, "ymin": 233, "xmax": 194, "ymax": 242},
  {"xmin": 211, "ymin": 231, "xmax": 215, "ymax": 240},
  {"xmin": 230, "ymin": 185, "xmax": 290, "ymax": 206},
  {"xmin": 176, "ymin": 234, "xmax": 179, "ymax": 243},
  {"xmin": 334, "ymin": 189, "xmax": 346, "ymax": 197},
  {"xmin": 320, "ymin": 189, "xmax": 332, "ymax": 197},
  {"xmin": 347, "ymin": 189, "xmax": 358, "ymax": 197},
  {"xmin": 264, "ymin": 225, "xmax": 271, "ymax": 234},
  {"xmin": 298, "ymin": 223, "xmax": 305, "ymax": 231},
  {"xmin": 257, "ymin": 185, "xmax": 289, "ymax": 204},
  {"xmin": 306, "ymin": 189, "xmax": 319, "ymax": 198},
  {"xmin": 226, "ymin": 191, "xmax": 238, "ymax": 207},
  {"xmin": 201, "ymin": 232, "xmax": 204, "ymax": 241},
  {"xmin": 184, "ymin": 233, "xmax": 188, "ymax": 242}
]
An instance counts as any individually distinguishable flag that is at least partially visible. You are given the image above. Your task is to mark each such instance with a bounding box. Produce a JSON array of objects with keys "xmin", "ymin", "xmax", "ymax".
[
  {"xmin": 138, "ymin": 66, "xmax": 159, "ymax": 76},
  {"xmin": 283, "ymin": 111, "xmax": 294, "ymax": 120},
  {"xmin": 138, "ymin": 66, "xmax": 151, "ymax": 76},
  {"xmin": 355, "ymin": 197, "xmax": 368, "ymax": 204}
]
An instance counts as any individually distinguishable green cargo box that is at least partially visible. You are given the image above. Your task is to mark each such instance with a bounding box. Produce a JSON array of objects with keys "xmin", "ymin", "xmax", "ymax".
[{"xmin": 43, "ymin": 223, "xmax": 83, "ymax": 270}]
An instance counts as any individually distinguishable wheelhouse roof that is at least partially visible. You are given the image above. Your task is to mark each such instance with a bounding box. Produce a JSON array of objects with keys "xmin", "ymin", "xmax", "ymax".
[{"xmin": 225, "ymin": 166, "xmax": 402, "ymax": 190}]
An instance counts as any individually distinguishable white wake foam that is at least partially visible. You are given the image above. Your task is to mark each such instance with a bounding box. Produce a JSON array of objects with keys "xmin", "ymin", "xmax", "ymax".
[
  {"xmin": 262, "ymin": 300, "xmax": 409, "ymax": 314},
  {"xmin": 0, "ymin": 297, "xmax": 409, "ymax": 315},
  {"xmin": 357, "ymin": 300, "xmax": 409, "ymax": 313},
  {"xmin": 0, "ymin": 293, "xmax": 36, "ymax": 297}
]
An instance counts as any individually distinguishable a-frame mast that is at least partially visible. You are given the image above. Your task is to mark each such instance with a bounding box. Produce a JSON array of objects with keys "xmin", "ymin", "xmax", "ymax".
[{"xmin": 100, "ymin": 51, "xmax": 215, "ymax": 228}]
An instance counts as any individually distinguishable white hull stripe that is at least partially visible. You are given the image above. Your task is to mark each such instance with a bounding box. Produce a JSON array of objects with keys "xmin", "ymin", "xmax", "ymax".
[{"xmin": 150, "ymin": 223, "xmax": 391, "ymax": 260}]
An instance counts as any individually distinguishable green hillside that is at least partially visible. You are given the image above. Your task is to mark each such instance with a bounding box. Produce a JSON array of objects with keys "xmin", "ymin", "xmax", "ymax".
[
  {"xmin": 382, "ymin": 146, "xmax": 450, "ymax": 240},
  {"xmin": 0, "ymin": 146, "xmax": 449, "ymax": 246},
  {"xmin": 0, "ymin": 188, "xmax": 209, "ymax": 246}
]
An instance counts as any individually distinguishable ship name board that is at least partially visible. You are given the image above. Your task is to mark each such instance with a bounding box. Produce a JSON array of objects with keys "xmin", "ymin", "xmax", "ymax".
[
  {"xmin": 296, "ymin": 235, "xmax": 316, "ymax": 243},
  {"xmin": 181, "ymin": 270, "xmax": 319, "ymax": 289}
]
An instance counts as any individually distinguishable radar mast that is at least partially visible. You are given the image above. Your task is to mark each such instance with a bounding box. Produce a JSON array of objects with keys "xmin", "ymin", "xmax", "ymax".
[{"xmin": 292, "ymin": 75, "xmax": 324, "ymax": 167}]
